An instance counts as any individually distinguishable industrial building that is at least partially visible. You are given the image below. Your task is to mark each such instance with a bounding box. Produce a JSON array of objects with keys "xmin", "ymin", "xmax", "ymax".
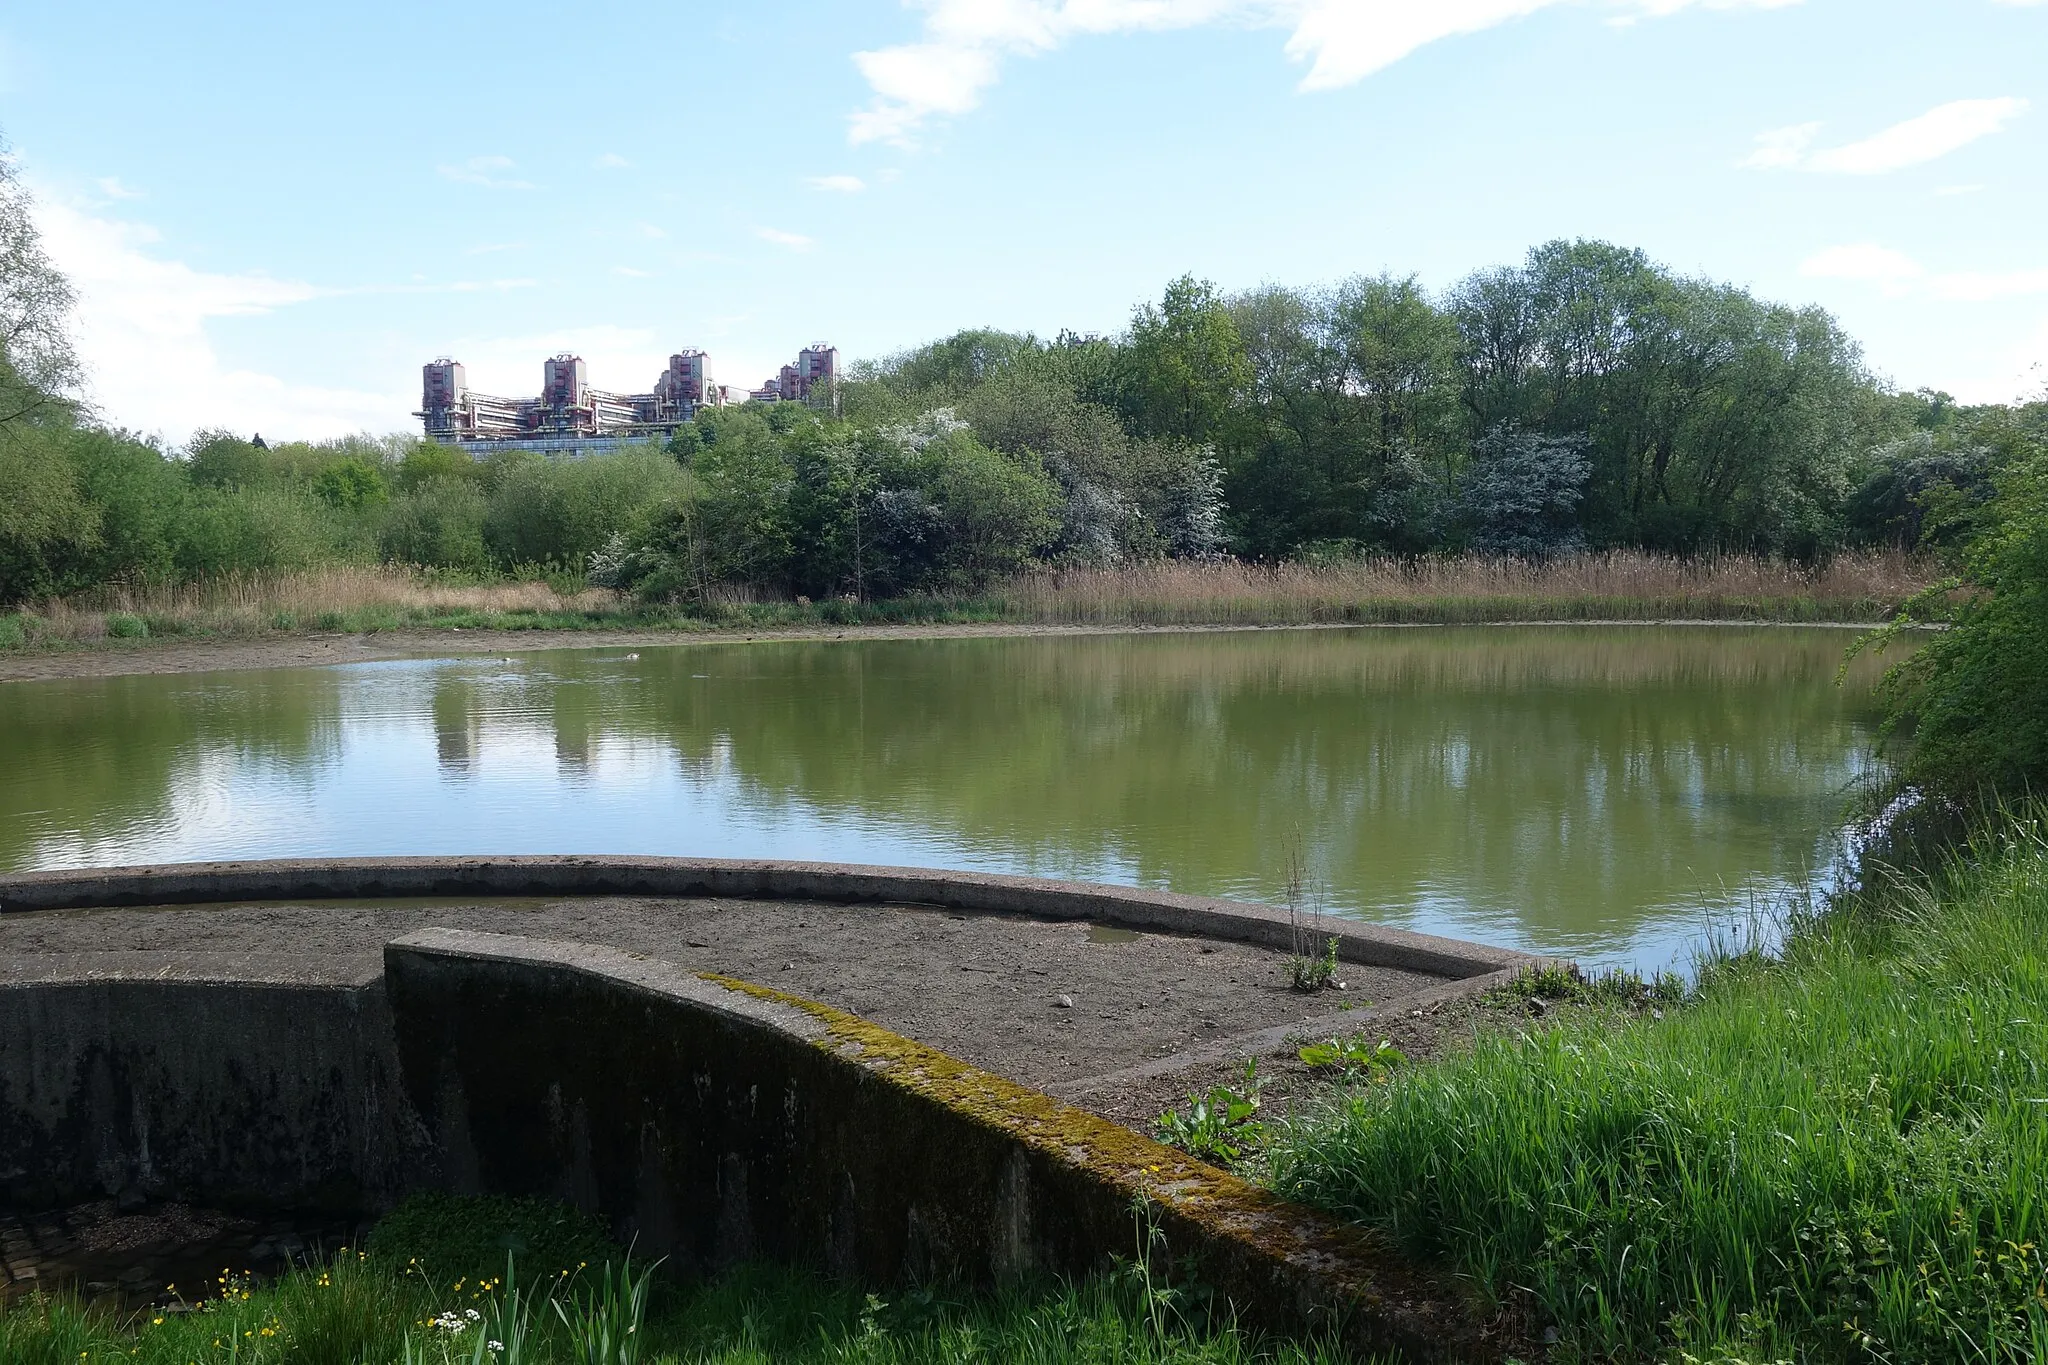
[
  {"xmin": 417, "ymin": 350, "xmax": 725, "ymax": 448},
  {"xmin": 418, "ymin": 343, "xmax": 839, "ymax": 451},
  {"xmin": 749, "ymin": 343, "xmax": 838, "ymax": 404}
]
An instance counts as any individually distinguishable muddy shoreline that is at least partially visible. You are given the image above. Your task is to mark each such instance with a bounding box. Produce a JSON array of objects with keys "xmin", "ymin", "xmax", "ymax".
[{"xmin": 0, "ymin": 617, "xmax": 1878, "ymax": 684}]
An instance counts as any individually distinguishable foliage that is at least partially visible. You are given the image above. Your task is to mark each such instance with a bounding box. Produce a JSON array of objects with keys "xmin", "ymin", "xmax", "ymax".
[
  {"xmin": 1287, "ymin": 934, "xmax": 1339, "ymax": 993},
  {"xmin": 1862, "ymin": 446, "xmax": 2048, "ymax": 803},
  {"xmin": 1153, "ymin": 1061, "xmax": 1268, "ymax": 1166},
  {"xmin": 1268, "ymin": 813, "xmax": 2048, "ymax": 1362},
  {"xmin": 0, "ymin": 136, "xmax": 79, "ymax": 430},
  {"xmin": 1458, "ymin": 424, "xmax": 1590, "ymax": 557},
  {"xmin": 1295, "ymin": 1036, "xmax": 1405, "ymax": 1078},
  {"xmin": 367, "ymin": 1193, "xmax": 620, "ymax": 1286},
  {"xmin": 3, "ymin": 210, "xmax": 2021, "ymax": 611}
]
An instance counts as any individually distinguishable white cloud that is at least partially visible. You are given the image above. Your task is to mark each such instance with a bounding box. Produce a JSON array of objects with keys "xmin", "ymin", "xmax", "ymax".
[
  {"xmin": 437, "ymin": 155, "xmax": 536, "ymax": 189},
  {"xmin": 1801, "ymin": 242, "xmax": 2048, "ymax": 303},
  {"xmin": 594, "ymin": 152, "xmax": 631, "ymax": 169},
  {"xmin": 1935, "ymin": 184, "xmax": 1986, "ymax": 197},
  {"xmin": 849, "ymin": 0, "xmax": 1798, "ymax": 143},
  {"xmin": 32, "ymin": 195, "xmax": 399, "ymax": 441},
  {"xmin": 1747, "ymin": 98, "xmax": 2030, "ymax": 175},
  {"xmin": 810, "ymin": 174, "xmax": 868, "ymax": 193},
  {"xmin": 1801, "ymin": 243, "xmax": 1924, "ymax": 290},
  {"xmin": 1739, "ymin": 121, "xmax": 1820, "ymax": 169},
  {"xmin": 95, "ymin": 176, "xmax": 145, "ymax": 201},
  {"xmin": 755, "ymin": 226, "xmax": 815, "ymax": 250}
]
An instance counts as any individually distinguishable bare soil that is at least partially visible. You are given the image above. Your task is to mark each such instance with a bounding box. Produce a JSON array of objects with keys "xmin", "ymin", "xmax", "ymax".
[{"xmin": 0, "ymin": 895, "xmax": 1464, "ymax": 1124}]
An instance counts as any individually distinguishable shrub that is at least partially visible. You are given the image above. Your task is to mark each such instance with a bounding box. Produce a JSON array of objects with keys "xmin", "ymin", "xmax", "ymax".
[
  {"xmin": 1865, "ymin": 450, "xmax": 2048, "ymax": 804},
  {"xmin": 380, "ymin": 478, "xmax": 491, "ymax": 570}
]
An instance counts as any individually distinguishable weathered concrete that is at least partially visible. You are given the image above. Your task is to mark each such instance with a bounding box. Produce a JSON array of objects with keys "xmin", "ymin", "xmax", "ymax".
[
  {"xmin": 0, "ymin": 857, "xmax": 1534, "ymax": 980},
  {"xmin": 0, "ymin": 859, "xmax": 1542, "ymax": 1358},
  {"xmin": 387, "ymin": 928, "xmax": 1497, "ymax": 1360},
  {"xmin": 0, "ymin": 969, "xmax": 431, "ymax": 1214}
]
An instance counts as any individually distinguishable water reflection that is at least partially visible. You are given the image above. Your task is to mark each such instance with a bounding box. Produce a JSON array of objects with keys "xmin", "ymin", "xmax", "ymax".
[{"xmin": 0, "ymin": 627, "xmax": 1895, "ymax": 971}]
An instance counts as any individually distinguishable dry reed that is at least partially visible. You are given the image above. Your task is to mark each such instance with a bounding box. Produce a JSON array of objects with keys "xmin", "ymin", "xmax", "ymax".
[
  {"xmin": 987, "ymin": 551, "xmax": 1931, "ymax": 626},
  {"xmin": 3, "ymin": 551, "xmax": 1933, "ymax": 649}
]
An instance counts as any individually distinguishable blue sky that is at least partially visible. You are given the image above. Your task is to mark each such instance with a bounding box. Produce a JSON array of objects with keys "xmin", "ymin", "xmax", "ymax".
[{"xmin": 3, "ymin": 0, "xmax": 2044, "ymax": 441}]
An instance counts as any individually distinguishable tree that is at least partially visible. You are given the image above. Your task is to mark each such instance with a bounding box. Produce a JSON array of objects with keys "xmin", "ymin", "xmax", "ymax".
[
  {"xmin": 0, "ymin": 136, "xmax": 79, "ymax": 432},
  {"xmin": 1124, "ymin": 276, "xmax": 1249, "ymax": 445},
  {"xmin": 1868, "ymin": 446, "xmax": 2048, "ymax": 803},
  {"xmin": 1460, "ymin": 425, "xmax": 1591, "ymax": 558}
]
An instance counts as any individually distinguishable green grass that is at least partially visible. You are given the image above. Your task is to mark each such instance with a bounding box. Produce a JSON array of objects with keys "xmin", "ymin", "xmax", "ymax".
[
  {"xmin": 1266, "ymin": 817, "xmax": 2048, "ymax": 1364},
  {"xmin": 0, "ymin": 1194, "xmax": 1385, "ymax": 1365}
]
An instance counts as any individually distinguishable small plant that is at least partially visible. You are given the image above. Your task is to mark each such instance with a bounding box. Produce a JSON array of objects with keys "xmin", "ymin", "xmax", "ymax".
[
  {"xmin": 1115, "ymin": 1196, "xmax": 1192, "ymax": 1343},
  {"xmin": 1153, "ymin": 1061, "xmax": 1266, "ymax": 1165},
  {"xmin": 105, "ymin": 612, "xmax": 149, "ymax": 639},
  {"xmin": 1298, "ymin": 1035, "xmax": 1406, "ymax": 1078},
  {"xmin": 553, "ymin": 1255, "xmax": 661, "ymax": 1365},
  {"xmin": 1289, "ymin": 934, "xmax": 1340, "ymax": 993},
  {"xmin": 1279, "ymin": 835, "xmax": 1346, "ymax": 993}
]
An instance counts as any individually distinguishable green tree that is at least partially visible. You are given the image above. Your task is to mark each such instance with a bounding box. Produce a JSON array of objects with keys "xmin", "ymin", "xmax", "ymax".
[
  {"xmin": 1868, "ymin": 446, "xmax": 2048, "ymax": 802},
  {"xmin": 313, "ymin": 457, "xmax": 390, "ymax": 510},
  {"xmin": 0, "ymin": 136, "xmax": 79, "ymax": 431},
  {"xmin": 1123, "ymin": 276, "xmax": 1249, "ymax": 445}
]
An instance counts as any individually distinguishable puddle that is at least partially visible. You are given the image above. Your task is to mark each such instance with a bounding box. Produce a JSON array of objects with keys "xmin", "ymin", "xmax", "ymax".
[{"xmin": 1086, "ymin": 924, "xmax": 1143, "ymax": 945}]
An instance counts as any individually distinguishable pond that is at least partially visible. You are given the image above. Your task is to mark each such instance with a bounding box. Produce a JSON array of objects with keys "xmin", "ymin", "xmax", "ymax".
[{"xmin": 0, "ymin": 626, "xmax": 1893, "ymax": 973}]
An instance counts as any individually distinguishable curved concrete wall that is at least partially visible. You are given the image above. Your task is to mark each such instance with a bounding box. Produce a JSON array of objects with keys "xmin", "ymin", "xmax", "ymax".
[
  {"xmin": 0, "ymin": 859, "xmax": 1531, "ymax": 1359},
  {"xmin": 0, "ymin": 856, "xmax": 1536, "ymax": 980}
]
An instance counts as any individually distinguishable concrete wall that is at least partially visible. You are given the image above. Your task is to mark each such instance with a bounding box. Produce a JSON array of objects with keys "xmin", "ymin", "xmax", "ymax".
[
  {"xmin": 0, "ymin": 860, "xmax": 1529, "ymax": 1359},
  {"xmin": 385, "ymin": 929, "xmax": 1491, "ymax": 1360},
  {"xmin": 0, "ymin": 856, "xmax": 1537, "ymax": 981},
  {"xmin": 0, "ymin": 975, "xmax": 430, "ymax": 1214}
]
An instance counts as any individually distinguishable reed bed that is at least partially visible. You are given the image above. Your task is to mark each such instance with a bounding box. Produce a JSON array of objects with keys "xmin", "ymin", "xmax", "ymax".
[
  {"xmin": 0, "ymin": 552, "xmax": 1934, "ymax": 652},
  {"xmin": 990, "ymin": 550, "xmax": 1932, "ymax": 626}
]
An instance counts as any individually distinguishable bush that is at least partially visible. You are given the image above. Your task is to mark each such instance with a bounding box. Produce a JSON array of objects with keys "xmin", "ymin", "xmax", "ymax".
[
  {"xmin": 482, "ymin": 449, "xmax": 687, "ymax": 572},
  {"xmin": 173, "ymin": 485, "xmax": 345, "ymax": 579},
  {"xmin": 1867, "ymin": 450, "xmax": 2048, "ymax": 803},
  {"xmin": 365, "ymin": 1193, "xmax": 621, "ymax": 1285},
  {"xmin": 379, "ymin": 477, "xmax": 491, "ymax": 570},
  {"xmin": 0, "ymin": 430, "xmax": 99, "ymax": 603}
]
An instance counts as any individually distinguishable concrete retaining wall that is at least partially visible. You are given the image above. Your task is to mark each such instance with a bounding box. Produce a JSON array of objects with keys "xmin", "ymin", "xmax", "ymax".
[
  {"xmin": 0, "ymin": 975, "xmax": 429, "ymax": 1214},
  {"xmin": 0, "ymin": 860, "xmax": 1528, "ymax": 1359},
  {"xmin": 0, "ymin": 856, "xmax": 1533, "ymax": 980},
  {"xmin": 385, "ymin": 929, "xmax": 1490, "ymax": 1359}
]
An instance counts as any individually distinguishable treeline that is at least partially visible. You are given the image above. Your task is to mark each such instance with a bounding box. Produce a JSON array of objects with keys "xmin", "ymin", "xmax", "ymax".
[{"xmin": 4, "ymin": 138, "xmax": 2046, "ymax": 614}]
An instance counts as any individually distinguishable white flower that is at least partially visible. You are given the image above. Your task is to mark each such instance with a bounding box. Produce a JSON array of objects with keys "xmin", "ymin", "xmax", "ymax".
[{"xmin": 488, "ymin": 1341, "xmax": 504, "ymax": 1353}]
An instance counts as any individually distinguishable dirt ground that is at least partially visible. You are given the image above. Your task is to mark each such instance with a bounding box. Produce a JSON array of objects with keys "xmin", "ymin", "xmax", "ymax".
[{"xmin": 0, "ymin": 895, "xmax": 1472, "ymax": 1125}]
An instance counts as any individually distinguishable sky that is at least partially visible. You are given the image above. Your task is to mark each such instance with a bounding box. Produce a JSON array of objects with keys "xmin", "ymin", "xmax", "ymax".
[{"xmin": 2, "ymin": 0, "xmax": 2045, "ymax": 443}]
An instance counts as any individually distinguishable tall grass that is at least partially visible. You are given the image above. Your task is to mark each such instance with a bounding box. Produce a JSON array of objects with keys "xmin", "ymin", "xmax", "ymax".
[
  {"xmin": 1, "ymin": 551, "xmax": 1932, "ymax": 652},
  {"xmin": 989, "ymin": 550, "xmax": 1930, "ymax": 626},
  {"xmin": 1266, "ymin": 814, "xmax": 2048, "ymax": 1363}
]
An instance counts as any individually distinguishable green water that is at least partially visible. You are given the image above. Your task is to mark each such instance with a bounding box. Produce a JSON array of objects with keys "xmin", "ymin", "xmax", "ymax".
[{"xmin": 0, "ymin": 626, "xmax": 1892, "ymax": 971}]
